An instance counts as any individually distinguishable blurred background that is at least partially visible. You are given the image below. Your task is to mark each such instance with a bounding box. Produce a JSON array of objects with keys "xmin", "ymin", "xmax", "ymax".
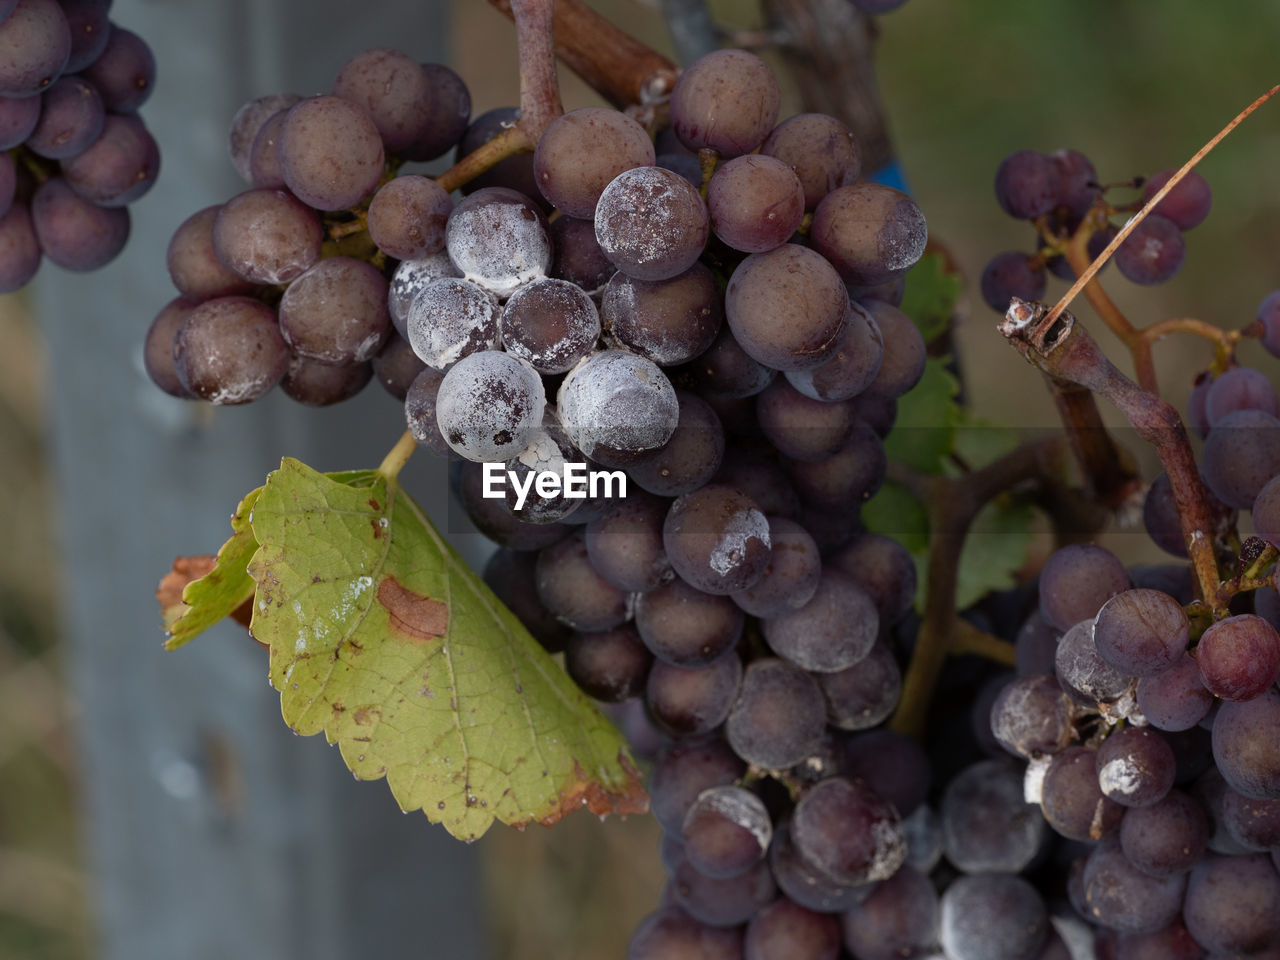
[{"xmin": 1, "ymin": 0, "xmax": 1279, "ymax": 957}]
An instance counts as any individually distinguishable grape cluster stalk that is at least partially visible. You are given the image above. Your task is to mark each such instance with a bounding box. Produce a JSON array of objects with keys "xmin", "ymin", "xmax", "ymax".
[
  {"xmin": 0, "ymin": 0, "xmax": 159, "ymax": 292},
  {"xmin": 127, "ymin": 0, "xmax": 1280, "ymax": 955}
]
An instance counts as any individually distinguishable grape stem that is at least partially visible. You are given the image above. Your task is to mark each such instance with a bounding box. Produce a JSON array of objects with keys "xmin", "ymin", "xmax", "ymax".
[
  {"xmin": 509, "ymin": 0, "xmax": 564, "ymax": 143},
  {"xmin": 435, "ymin": 125, "xmax": 528, "ymax": 194},
  {"xmin": 487, "ymin": 0, "xmax": 679, "ymax": 109},
  {"xmin": 377, "ymin": 429, "xmax": 417, "ymax": 481},
  {"xmin": 889, "ymin": 437, "xmax": 1066, "ymax": 739},
  {"xmin": 998, "ymin": 300, "xmax": 1226, "ymax": 607}
]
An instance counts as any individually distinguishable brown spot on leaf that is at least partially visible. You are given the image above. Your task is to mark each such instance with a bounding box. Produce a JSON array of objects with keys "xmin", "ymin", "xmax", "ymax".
[
  {"xmin": 378, "ymin": 577, "xmax": 448, "ymax": 642},
  {"xmin": 352, "ymin": 707, "xmax": 379, "ymax": 726},
  {"xmin": 158, "ymin": 555, "xmax": 255, "ymax": 634},
  {"xmin": 512, "ymin": 753, "xmax": 650, "ymax": 830},
  {"xmin": 368, "ymin": 497, "xmax": 381, "ymax": 510},
  {"xmin": 371, "ymin": 518, "xmax": 383, "ymax": 539}
]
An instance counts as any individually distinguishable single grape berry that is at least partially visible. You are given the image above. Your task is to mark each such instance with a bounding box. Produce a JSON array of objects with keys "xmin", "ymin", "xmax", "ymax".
[
  {"xmin": 1114, "ymin": 214, "xmax": 1185, "ymax": 285},
  {"xmin": 994, "ymin": 150, "xmax": 1062, "ymax": 219}
]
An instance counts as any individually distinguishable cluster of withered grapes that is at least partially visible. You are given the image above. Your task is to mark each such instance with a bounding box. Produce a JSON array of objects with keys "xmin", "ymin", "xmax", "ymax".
[
  {"xmin": 0, "ymin": 0, "xmax": 157, "ymax": 292},
  {"xmin": 979, "ymin": 147, "xmax": 1213, "ymax": 312}
]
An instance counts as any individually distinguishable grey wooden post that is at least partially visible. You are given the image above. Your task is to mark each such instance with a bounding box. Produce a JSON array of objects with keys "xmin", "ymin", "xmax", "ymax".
[{"xmin": 37, "ymin": 2, "xmax": 492, "ymax": 957}]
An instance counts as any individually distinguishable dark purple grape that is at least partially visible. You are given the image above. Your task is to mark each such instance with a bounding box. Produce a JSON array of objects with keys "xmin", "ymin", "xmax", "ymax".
[
  {"xmin": 628, "ymin": 906, "xmax": 743, "ymax": 960},
  {"xmin": 663, "ymin": 485, "xmax": 771, "ymax": 596},
  {"xmin": 1055, "ymin": 618, "xmax": 1135, "ymax": 707},
  {"xmin": 714, "ymin": 449, "xmax": 799, "ymax": 521},
  {"xmin": 1095, "ymin": 725, "xmax": 1175, "ymax": 807},
  {"xmin": 1258, "ymin": 289, "xmax": 1280, "ymax": 359},
  {"xmin": 228, "ymin": 93, "xmax": 301, "ymax": 183},
  {"xmin": 768, "ymin": 818, "xmax": 870, "ymax": 914},
  {"xmin": 1137, "ymin": 653, "xmax": 1215, "ymax": 731},
  {"xmin": 810, "ymin": 183, "xmax": 927, "ymax": 286},
  {"xmin": 816, "ymin": 641, "xmax": 900, "ymax": 731},
  {"xmin": 756, "ymin": 378, "xmax": 857, "ymax": 463},
  {"xmin": 649, "ymin": 735, "xmax": 745, "ymax": 833},
  {"xmin": 166, "ymin": 205, "xmax": 258, "ymax": 302},
  {"xmin": 1038, "ymin": 542, "xmax": 1130, "ymax": 631},
  {"xmin": 681, "ymin": 784, "xmax": 770, "ymax": 879},
  {"xmin": 498, "ymin": 420, "xmax": 585, "ymax": 526},
  {"xmin": 81, "ymin": 26, "xmax": 154, "ymax": 113},
  {"xmin": 332, "ymin": 49, "xmax": 468, "ymax": 161},
  {"xmin": 840, "ymin": 865, "xmax": 938, "ymax": 960},
  {"xmin": 842, "ymin": 729, "xmax": 931, "ymax": 818},
  {"xmin": 1195, "ymin": 613, "xmax": 1280, "ymax": 701},
  {"xmin": 406, "ymin": 277, "xmax": 500, "ymax": 372},
  {"xmin": 172, "ymin": 297, "xmax": 288, "ymax": 405},
  {"xmin": 1206, "ymin": 366, "xmax": 1279, "ymax": 428},
  {"xmin": 859, "ymin": 300, "xmax": 925, "ymax": 400},
  {"xmin": 1051, "ymin": 148, "xmax": 1099, "ymax": 217},
  {"xmin": 1222, "ymin": 787, "xmax": 1280, "ymax": 850},
  {"xmin": 278, "ymin": 256, "xmax": 391, "ymax": 364},
  {"xmin": 994, "ymin": 150, "xmax": 1062, "ymax": 219},
  {"xmin": 763, "ymin": 568, "xmax": 877, "ymax": 673},
  {"xmin": 783, "ymin": 302, "xmax": 884, "ymax": 402},
  {"xmin": 0, "ymin": 201, "xmax": 39, "ymax": 291},
  {"xmin": 143, "ymin": 297, "xmax": 196, "ymax": 399},
  {"xmin": 584, "ymin": 492, "xmax": 671, "ymax": 593},
  {"xmin": 826, "ymin": 532, "xmax": 916, "ymax": 625},
  {"xmin": 1119, "ymin": 787, "xmax": 1208, "ymax": 879},
  {"xmin": 0, "ymin": 92, "xmax": 40, "ymax": 148},
  {"xmin": 1254, "ymin": 475, "xmax": 1280, "ymax": 548},
  {"xmin": 980, "ymin": 251, "xmax": 1046, "ymax": 312},
  {"xmin": 564, "ymin": 624, "xmax": 651, "ymax": 702},
  {"xmin": 1202, "ymin": 408, "xmax": 1280, "ymax": 509},
  {"xmin": 30, "ymin": 175, "xmax": 127, "ymax": 270},
  {"xmin": 482, "ymin": 549, "xmax": 571, "ymax": 652},
  {"xmin": 759, "ymin": 113, "xmax": 860, "ymax": 210},
  {"xmin": 1081, "ymin": 838, "xmax": 1185, "ymax": 934},
  {"xmin": 1093, "ymin": 588, "xmax": 1188, "ymax": 677},
  {"xmin": 557, "ymin": 350, "xmax": 679, "ymax": 467},
  {"xmin": 26, "ymin": 76, "xmax": 102, "ymax": 159},
  {"xmin": 792, "ymin": 777, "xmax": 904, "ymax": 886},
  {"xmin": 594, "ymin": 166, "xmax": 708, "ymax": 282},
  {"xmin": 533, "ymin": 106, "xmax": 654, "ymax": 219},
  {"xmin": 725, "ymin": 658, "xmax": 825, "ymax": 770},
  {"xmin": 1143, "ymin": 472, "xmax": 1190, "ymax": 557},
  {"xmin": 1141, "ymin": 167, "xmax": 1212, "ymax": 231},
  {"xmin": 211, "ymin": 188, "xmax": 323, "ymax": 285},
  {"xmin": 0, "ymin": 0, "xmax": 69, "ymax": 98},
  {"xmin": 941, "ymin": 757, "xmax": 1045, "ymax": 874},
  {"xmin": 646, "ymin": 653, "xmax": 742, "ymax": 737},
  {"xmin": 745, "ymin": 896, "xmax": 840, "ymax": 960},
  {"xmin": 366, "ymin": 175, "xmax": 452, "ymax": 261},
  {"xmin": 1115, "ymin": 214, "xmax": 1184, "ymax": 285},
  {"xmin": 279, "ymin": 355, "xmax": 371, "ymax": 406},
  {"xmin": 403, "ymin": 367, "xmax": 452, "ymax": 459},
  {"xmin": 730, "ymin": 516, "xmax": 821, "ymax": 619},
  {"xmin": 1040, "ymin": 746, "xmax": 1124, "ymax": 841},
  {"xmin": 635, "ymin": 576, "xmax": 742, "ymax": 667},
  {"xmin": 1114, "ymin": 921, "xmax": 1207, "ymax": 960},
  {"xmin": 436, "ymin": 351, "xmax": 545, "ymax": 462},
  {"xmin": 602, "ymin": 262, "xmax": 722, "ymax": 367},
  {"xmin": 1212, "ymin": 687, "xmax": 1280, "ymax": 799},
  {"xmin": 247, "ymin": 107, "xmax": 289, "ymax": 189},
  {"xmin": 726, "ymin": 243, "xmax": 847, "ymax": 371},
  {"xmin": 656, "ymin": 152, "xmax": 701, "ymax": 187},
  {"xmin": 706, "ymin": 154, "xmax": 804, "ymax": 253},
  {"xmin": 450, "ymin": 461, "xmax": 570, "ymax": 551},
  {"xmin": 535, "ymin": 531, "xmax": 631, "ymax": 632},
  {"xmin": 989, "ymin": 673, "xmax": 1076, "ymax": 759},
  {"xmin": 548, "ymin": 215, "xmax": 614, "ymax": 293},
  {"xmin": 60, "ymin": 112, "xmax": 159, "ymax": 206},
  {"xmin": 940, "ymin": 874, "xmax": 1048, "ymax": 960},
  {"xmin": 1014, "ymin": 610, "xmax": 1060, "ymax": 677},
  {"xmin": 786, "ymin": 419, "xmax": 886, "ymax": 510},
  {"xmin": 1194, "ymin": 766, "xmax": 1255, "ymax": 855},
  {"xmin": 59, "ymin": 0, "xmax": 110, "ymax": 74},
  {"xmin": 689, "ymin": 325, "xmax": 777, "ymax": 398},
  {"xmin": 628, "ymin": 391, "xmax": 724, "ymax": 497},
  {"xmin": 1183, "ymin": 853, "xmax": 1280, "ymax": 956},
  {"xmin": 277, "ymin": 95, "xmax": 384, "ymax": 210},
  {"xmin": 669, "ymin": 49, "xmax": 779, "ymax": 158},
  {"xmin": 673, "ymin": 857, "xmax": 776, "ymax": 928}
]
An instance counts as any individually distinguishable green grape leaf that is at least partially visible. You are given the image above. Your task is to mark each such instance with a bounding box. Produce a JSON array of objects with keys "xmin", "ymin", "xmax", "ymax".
[
  {"xmin": 898, "ymin": 252, "xmax": 960, "ymax": 344},
  {"xmin": 162, "ymin": 487, "xmax": 262, "ymax": 651},
  {"xmin": 909, "ymin": 497, "xmax": 1037, "ymax": 613},
  {"xmin": 884, "ymin": 357, "xmax": 962, "ymax": 475},
  {"xmin": 950, "ymin": 412, "xmax": 1021, "ymax": 474},
  {"xmin": 861, "ymin": 482, "xmax": 929, "ymax": 553},
  {"xmin": 247, "ymin": 458, "xmax": 646, "ymax": 841}
]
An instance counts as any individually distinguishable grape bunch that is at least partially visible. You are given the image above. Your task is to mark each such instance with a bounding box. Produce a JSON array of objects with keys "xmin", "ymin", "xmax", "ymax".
[
  {"xmin": 979, "ymin": 147, "xmax": 1213, "ymax": 312},
  {"xmin": 0, "ymin": 0, "xmax": 158, "ymax": 292}
]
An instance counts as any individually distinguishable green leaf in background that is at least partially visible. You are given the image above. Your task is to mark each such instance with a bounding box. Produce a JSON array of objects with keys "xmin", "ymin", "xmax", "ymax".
[
  {"xmin": 883, "ymin": 357, "xmax": 962, "ymax": 474},
  {"xmin": 950, "ymin": 412, "xmax": 1021, "ymax": 474},
  {"xmin": 162, "ymin": 487, "xmax": 261, "ymax": 651},
  {"xmin": 908, "ymin": 497, "xmax": 1037, "ymax": 614},
  {"xmin": 898, "ymin": 252, "xmax": 960, "ymax": 344},
  {"xmin": 247, "ymin": 458, "xmax": 646, "ymax": 841},
  {"xmin": 862, "ymin": 482, "xmax": 929, "ymax": 553}
]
